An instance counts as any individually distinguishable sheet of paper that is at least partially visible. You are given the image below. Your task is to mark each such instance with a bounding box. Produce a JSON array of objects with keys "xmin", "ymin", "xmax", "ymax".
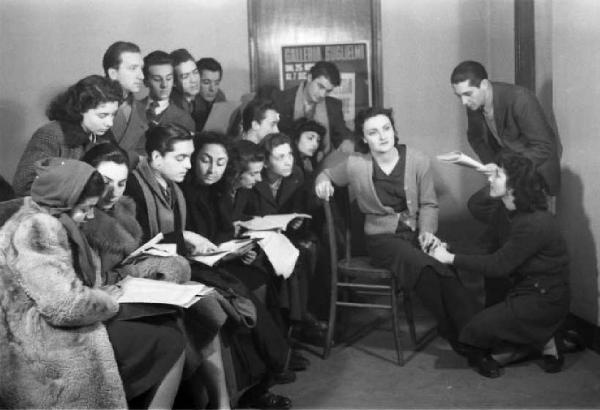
[
  {"xmin": 189, "ymin": 238, "xmax": 257, "ymax": 267},
  {"xmin": 117, "ymin": 276, "xmax": 213, "ymax": 308},
  {"xmin": 245, "ymin": 231, "xmax": 298, "ymax": 278},
  {"xmin": 236, "ymin": 213, "xmax": 312, "ymax": 232},
  {"xmin": 122, "ymin": 233, "xmax": 165, "ymax": 264},
  {"xmin": 436, "ymin": 151, "xmax": 484, "ymax": 170}
]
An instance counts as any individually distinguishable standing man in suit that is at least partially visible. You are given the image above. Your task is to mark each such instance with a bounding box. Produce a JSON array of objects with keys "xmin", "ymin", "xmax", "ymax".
[
  {"xmin": 450, "ymin": 60, "xmax": 561, "ymax": 197},
  {"xmin": 135, "ymin": 51, "xmax": 195, "ymax": 155},
  {"xmin": 194, "ymin": 57, "xmax": 227, "ymax": 132},
  {"xmin": 103, "ymin": 41, "xmax": 146, "ymax": 153},
  {"xmin": 451, "ymin": 60, "xmax": 562, "ymax": 307},
  {"xmin": 271, "ymin": 61, "xmax": 352, "ymax": 156}
]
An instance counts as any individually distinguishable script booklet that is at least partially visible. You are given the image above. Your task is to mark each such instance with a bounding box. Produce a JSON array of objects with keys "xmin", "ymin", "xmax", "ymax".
[
  {"xmin": 189, "ymin": 238, "xmax": 259, "ymax": 267},
  {"xmin": 117, "ymin": 276, "xmax": 213, "ymax": 308},
  {"xmin": 436, "ymin": 151, "xmax": 484, "ymax": 170},
  {"xmin": 121, "ymin": 233, "xmax": 178, "ymax": 264},
  {"xmin": 236, "ymin": 213, "xmax": 312, "ymax": 232}
]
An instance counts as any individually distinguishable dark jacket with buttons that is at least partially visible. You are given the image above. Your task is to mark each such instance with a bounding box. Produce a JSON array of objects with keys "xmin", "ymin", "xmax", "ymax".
[{"xmin": 455, "ymin": 189, "xmax": 570, "ymax": 347}]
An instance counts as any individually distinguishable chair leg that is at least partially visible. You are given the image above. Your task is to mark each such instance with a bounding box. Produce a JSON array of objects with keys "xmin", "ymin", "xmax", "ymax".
[
  {"xmin": 402, "ymin": 289, "xmax": 418, "ymax": 346},
  {"xmin": 323, "ymin": 287, "xmax": 338, "ymax": 359},
  {"xmin": 390, "ymin": 279, "xmax": 404, "ymax": 366}
]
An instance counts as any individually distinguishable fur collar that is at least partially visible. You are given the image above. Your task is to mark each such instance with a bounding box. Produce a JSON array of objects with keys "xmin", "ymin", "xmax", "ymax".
[{"xmin": 83, "ymin": 196, "xmax": 142, "ymax": 256}]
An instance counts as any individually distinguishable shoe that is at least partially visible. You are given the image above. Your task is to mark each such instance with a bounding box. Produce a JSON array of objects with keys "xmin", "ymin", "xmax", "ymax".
[
  {"xmin": 540, "ymin": 353, "xmax": 564, "ymax": 373},
  {"xmin": 449, "ymin": 340, "xmax": 475, "ymax": 357},
  {"xmin": 303, "ymin": 313, "xmax": 329, "ymax": 332},
  {"xmin": 562, "ymin": 330, "xmax": 586, "ymax": 353},
  {"xmin": 468, "ymin": 354, "xmax": 504, "ymax": 378},
  {"xmin": 240, "ymin": 391, "xmax": 292, "ymax": 409},
  {"xmin": 289, "ymin": 350, "xmax": 310, "ymax": 371},
  {"xmin": 270, "ymin": 369, "xmax": 296, "ymax": 385}
]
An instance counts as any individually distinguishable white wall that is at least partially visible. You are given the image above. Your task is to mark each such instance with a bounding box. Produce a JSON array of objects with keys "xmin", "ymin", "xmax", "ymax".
[
  {"xmin": 380, "ymin": 0, "xmax": 514, "ymax": 229},
  {"xmin": 552, "ymin": 0, "xmax": 600, "ymax": 324},
  {"xmin": 0, "ymin": 0, "xmax": 249, "ymax": 180}
]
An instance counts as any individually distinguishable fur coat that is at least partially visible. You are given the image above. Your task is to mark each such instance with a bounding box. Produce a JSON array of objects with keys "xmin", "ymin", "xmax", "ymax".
[
  {"xmin": 81, "ymin": 196, "xmax": 191, "ymax": 285},
  {"xmin": 0, "ymin": 198, "xmax": 127, "ymax": 409}
]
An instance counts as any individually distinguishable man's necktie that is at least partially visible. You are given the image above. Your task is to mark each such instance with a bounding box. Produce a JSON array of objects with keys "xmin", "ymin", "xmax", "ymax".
[{"xmin": 147, "ymin": 101, "xmax": 160, "ymax": 125}]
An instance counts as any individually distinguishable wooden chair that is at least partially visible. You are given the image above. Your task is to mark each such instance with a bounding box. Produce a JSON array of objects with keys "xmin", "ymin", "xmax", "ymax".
[{"xmin": 322, "ymin": 194, "xmax": 434, "ymax": 366}]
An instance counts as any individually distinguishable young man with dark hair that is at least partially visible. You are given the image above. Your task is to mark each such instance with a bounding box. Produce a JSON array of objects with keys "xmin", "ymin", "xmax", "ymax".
[
  {"xmin": 240, "ymin": 98, "xmax": 280, "ymax": 144},
  {"xmin": 450, "ymin": 60, "xmax": 561, "ymax": 196},
  {"xmin": 128, "ymin": 50, "xmax": 196, "ymax": 155},
  {"xmin": 194, "ymin": 57, "xmax": 227, "ymax": 132},
  {"xmin": 104, "ymin": 41, "xmax": 146, "ymax": 152},
  {"xmin": 171, "ymin": 51, "xmax": 226, "ymax": 132},
  {"xmin": 271, "ymin": 60, "xmax": 352, "ymax": 155}
]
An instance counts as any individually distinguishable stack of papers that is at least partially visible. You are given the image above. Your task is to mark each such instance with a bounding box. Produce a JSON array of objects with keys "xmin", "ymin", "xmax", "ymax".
[
  {"xmin": 189, "ymin": 238, "xmax": 258, "ymax": 267},
  {"xmin": 117, "ymin": 276, "xmax": 213, "ymax": 308}
]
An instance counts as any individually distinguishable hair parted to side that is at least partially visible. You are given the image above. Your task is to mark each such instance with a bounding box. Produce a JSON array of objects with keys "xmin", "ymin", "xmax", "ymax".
[
  {"xmin": 46, "ymin": 75, "xmax": 123, "ymax": 123},
  {"xmin": 102, "ymin": 41, "xmax": 141, "ymax": 76},
  {"xmin": 189, "ymin": 131, "xmax": 235, "ymax": 190},
  {"xmin": 354, "ymin": 107, "xmax": 398, "ymax": 153},
  {"xmin": 259, "ymin": 132, "xmax": 292, "ymax": 159},
  {"xmin": 145, "ymin": 123, "xmax": 194, "ymax": 157},
  {"xmin": 450, "ymin": 60, "xmax": 488, "ymax": 87},
  {"xmin": 82, "ymin": 143, "xmax": 130, "ymax": 170},
  {"xmin": 170, "ymin": 48, "xmax": 196, "ymax": 67},
  {"xmin": 496, "ymin": 149, "xmax": 548, "ymax": 212},
  {"xmin": 143, "ymin": 50, "xmax": 174, "ymax": 79},
  {"xmin": 309, "ymin": 61, "xmax": 341, "ymax": 87},
  {"xmin": 242, "ymin": 98, "xmax": 275, "ymax": 132},
  {"xmin": 196, "ymin": 57, "xmax": 223, "ymax": 78}
]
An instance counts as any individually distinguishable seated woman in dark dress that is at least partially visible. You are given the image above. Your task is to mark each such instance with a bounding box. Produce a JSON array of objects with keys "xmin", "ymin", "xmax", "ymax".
[
  {"xmin": 315, "ymin": 107, "xmax": 480, "ymax": 353},
  {"xmin": 430, "ymin": 151, "xmax": 570, "ymax": 378},
  {"xmin": 181, "ymin": 132, "xmax": 295, "ymax": 409}
]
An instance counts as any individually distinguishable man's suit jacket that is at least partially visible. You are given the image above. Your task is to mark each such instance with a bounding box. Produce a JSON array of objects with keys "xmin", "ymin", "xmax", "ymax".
[
  {"xmin": 171, "ymin": 88, "xmax": 226, "ymax": 132},
  {"xmin": 113, "ymin": 97, "xmax": 195, "ymax": 155},
  {"xmin": 466, "ymin": 82, "xmax": 561, "ymax": 194},
  {"xmin": 271, "ymin": 85, "xmax": 351, "ymax": 151}
]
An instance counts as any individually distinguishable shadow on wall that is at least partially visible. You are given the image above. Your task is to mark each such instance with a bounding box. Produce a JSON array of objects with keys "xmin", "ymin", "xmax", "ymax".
[
  {"xmin": 0, "ymin": 100, "xmax": 27, "ymax": 182},
  {"xmin": 538, "ymin": 79, "xmax": 564, "ymax": 159},
  {"xmin": 558, "ymin": 167, "xmax": 599, "ymax": 324}
]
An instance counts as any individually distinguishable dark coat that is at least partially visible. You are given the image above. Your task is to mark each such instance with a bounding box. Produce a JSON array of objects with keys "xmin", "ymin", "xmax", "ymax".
[
  {"xmin": 182, "ymin": 182, "xmax": 234, "ymax": 244},
  {"xmin": 466, "ymin": 82, "xmax": 561, "ymax": 194},
  {"xmin": 271, "ymin": 85, "xmax": 351, "ymax": 150},
  {"xmin": 12, "ymin": 121, "xmax": 117, "ymax": 197},
  {"xmin": 114, "ymin": 97, "xmax": 195, "ymax": 155},
  {"xmin": 249, "ymin": 166, "xmax": 305, "ymax": 217},
  {"xmin": 455, "ymin": 190, "xmax": 570, "ymax": 348},
  {"xmin": 171, "ymin": 88, "xmax": 227, "ymax": 132}
]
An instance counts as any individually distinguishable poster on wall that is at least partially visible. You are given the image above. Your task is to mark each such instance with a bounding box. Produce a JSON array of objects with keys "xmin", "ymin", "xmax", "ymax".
[{"xmin": 280, "ymin": 42, "xmax": 371, "ymax": 127}]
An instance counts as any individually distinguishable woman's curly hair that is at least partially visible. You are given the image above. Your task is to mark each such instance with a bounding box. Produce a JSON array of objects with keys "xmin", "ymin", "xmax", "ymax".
[
  {"xmin": 496, "ymin": 149, "xmax": 548, "ymax": 212},
  {"xmin": 46, "ymin": 74, "xmax": 123, "ymax": 123}
]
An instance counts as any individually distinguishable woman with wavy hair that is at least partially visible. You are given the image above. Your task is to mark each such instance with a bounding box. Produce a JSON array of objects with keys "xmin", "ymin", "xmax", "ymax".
[
  {"xmin": 13, "ymin": 74, "xmax": 122, "ymax": 196},
  {"xmin": 430, "ymin": 150, "xmax": 570, "ymax": 378}
]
